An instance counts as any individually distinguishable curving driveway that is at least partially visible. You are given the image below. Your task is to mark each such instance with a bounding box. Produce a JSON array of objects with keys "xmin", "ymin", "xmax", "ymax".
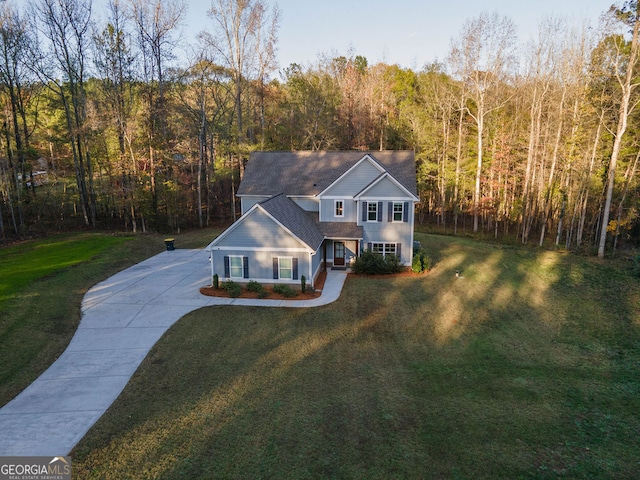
[{"xmin": 0, "ymin": 249, "xmax": 347, "ymax": 456}]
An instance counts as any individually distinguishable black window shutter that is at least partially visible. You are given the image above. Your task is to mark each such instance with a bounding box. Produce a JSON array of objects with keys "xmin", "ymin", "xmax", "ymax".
[
  {"xmin": 377, "ymin": 201, "xmax": 383, "ymax": 222},
  {"xmin": 243, "ymin": 256, "xmax": 249, "ymax": 278},
  {"xmin": 396, "ymin": 243, "xmax": 402, "ymax": 260},
  {"xmin": 388, "ymin": 202, "xmax": 393, "ymax": 222},
  {"xmin": 403, "ymin": 202, "xmax": 409, "ymax": 222},
  {"xmin": 362, "ymin": 202, "xmax": 367, "ymax": 222},
  {"xmin": 273, "ymin": 257, "xmax": 279, "ymax": 279},
  {"xmin": 224, "ymin": 256, "xmax": 230, "ymax": 277},
  {"xmin": 367, "ymin": 242, "xmax": 372, "ymax": 251},
  {"xmin": 293, "ymin": 258, "xmax": 298, "ymax": 280}
]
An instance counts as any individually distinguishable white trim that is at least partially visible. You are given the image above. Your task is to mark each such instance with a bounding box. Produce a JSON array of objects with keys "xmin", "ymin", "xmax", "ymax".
[
  {"xmin": 354, "ymin": 172, "xmax": 419, "ymax": 201},
  {"xmin": 228, "ymin": 255, "xmax": 244, "ymax": 279},
  {"xmin": 358, "ymin": 196, "xmax": 414, "ymax": 201},
  {"xmin": 210, "ymin": 246, "xmax": 311, "ymax": 253},
  {"xmin": 206, "ymin": 203, "xmax": 315, "ymax": 253},
  {"xmin": 278, "ymin": 256, "xmax": 293, "ymax": 280},
  {"xmin": 206, "ymin": 202, "xmax": 261, "ymax": 250},
  {"xmin": 366, "ymin": 201, "xmax": 378, "ymax": 222},
  {"xmin": 318, "ymin": 154, "xmax": 385, "ymax": 197},
  {"xmin": 369, "ymin": 242, "xmax": 397, "ymax": 257},
  {"xmin": 392, "ymin": 201, "xmax": 404, "ymax": 223},
  {"xmin": 324, "ymin": 236, "xmax": 363, "ymax": 240}
]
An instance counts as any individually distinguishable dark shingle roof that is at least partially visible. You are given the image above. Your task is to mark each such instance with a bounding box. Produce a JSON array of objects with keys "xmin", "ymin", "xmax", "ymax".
[
  {"xmin": 259, "ymin": 194, "xmax": 325, "ymax": 250},
  {"xmin": 318, "ymin": 222, "xmax": 363, "ymax": 239},
  {"xmin": 237, "ymin": 151, "xmax": 417, "ymax": 197}
]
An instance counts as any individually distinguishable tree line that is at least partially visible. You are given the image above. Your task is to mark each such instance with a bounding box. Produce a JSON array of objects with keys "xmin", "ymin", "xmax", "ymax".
[{"xmin": 0, "ymin": 0, "xmax": 639, "ymax": 257}]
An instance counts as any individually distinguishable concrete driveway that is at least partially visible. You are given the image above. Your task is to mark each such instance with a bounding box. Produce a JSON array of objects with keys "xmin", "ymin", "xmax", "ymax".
[{"xmin": 0, "ymin": 249, "xmax": 347, "ymax": 456}]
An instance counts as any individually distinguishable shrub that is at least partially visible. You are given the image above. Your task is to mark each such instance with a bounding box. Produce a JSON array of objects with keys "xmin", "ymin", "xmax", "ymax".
[
  {"xmin": 352, "ymin": 251, "xmax": 403, "ymax": 275},
  {"xmin": 246, "ymin": 280, "xmax": 263, "ymax": 292},
  {"xmin": 412, "ymin": 252, "xmax": 432, "ymax": 273},
  {"xmin": 246, "ymin": 280, "xmax": 269, "ymax": 298},
  {"xmin": 301, "ymin": 275, "xmax": 306, "ymax": 293},
  {"xmin": 412, "ymin": 253, "xmax": 424, "ymax": 273},
  {"xmin": 222, "ymin": 280, "xmax": 242, "ymax": 298},
  {"xmin": 212, "ymin": 274, "xmax": 219, "ymax": 289},
  {"xmin": 385, "ymin": 254, "xmax": 402, "ymax": 273},
  {"xmin": 273, "ymin": 283, "xmax": 299, "ymax": 297}
]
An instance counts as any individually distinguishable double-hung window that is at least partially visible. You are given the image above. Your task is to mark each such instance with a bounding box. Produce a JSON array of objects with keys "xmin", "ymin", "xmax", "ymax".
[
  {"xmin": 224, "ymin": 255, "xmax": 248, "ymax": 279},
  {"xmin": 273, "ymin": 257, "xmax": 298, "ymax": 280},
  {"xmin": 367, "ymin": 202, "xmax": 378, "ymax": 221},
  {"xmin": 335, "ymin": 200, "xmax": 344, "ymax": 217},
  {"xmin": 279, "ymin": 257, "xmax": 293, "ymax": 280},
  {"xmin": 393, "ymin": 202, "xmax": 404, "ymax": 222},
  {"xmin": 229, "ymin": 255, "xmax": 244, "ymax": 278}
]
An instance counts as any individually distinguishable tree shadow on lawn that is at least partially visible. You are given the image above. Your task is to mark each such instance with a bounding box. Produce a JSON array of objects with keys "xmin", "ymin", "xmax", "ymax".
[{"xmin": 71, "ymin": 235, "xmax": 640, "ymax": 479}]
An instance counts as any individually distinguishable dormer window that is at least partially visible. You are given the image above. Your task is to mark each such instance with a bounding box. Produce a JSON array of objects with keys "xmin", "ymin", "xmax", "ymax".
[{"xmin": 335, "ymin": 200, "xmax": 344, "ymax": 217}]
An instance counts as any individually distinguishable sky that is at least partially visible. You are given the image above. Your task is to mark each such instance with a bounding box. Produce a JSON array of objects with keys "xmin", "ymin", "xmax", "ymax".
[
  {"xmin": 18, "ymin": 0, "xmax": 612, "ymax": 71},
  {"xmin": 182, "ymin": 0, "xmax": 611, "ymax": 70}
]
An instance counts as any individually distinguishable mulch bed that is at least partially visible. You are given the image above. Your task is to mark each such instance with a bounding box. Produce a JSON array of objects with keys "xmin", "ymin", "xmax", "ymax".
[
  {"xmin": 199, "ymin": 270, "xmax": 425, "ymax": 301},
  {"xmin": 199, "ymin": 270, "xmax": 326, "ymax": 301}
]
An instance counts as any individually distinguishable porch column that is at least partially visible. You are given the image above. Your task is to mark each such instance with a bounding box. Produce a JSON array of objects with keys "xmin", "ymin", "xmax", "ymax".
[{"xmin": 323, "ymin": 241, "xmax": 327, "ymax": 272}]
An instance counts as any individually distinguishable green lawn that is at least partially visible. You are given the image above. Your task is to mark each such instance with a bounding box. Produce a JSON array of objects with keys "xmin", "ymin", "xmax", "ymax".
[
  {"xmin": 0, "ymin": 229, "xmax": 221, "ymax": 407},
  {"xmin": 71, "ymin": 234, "xmax": 640, "ymax": 479}
]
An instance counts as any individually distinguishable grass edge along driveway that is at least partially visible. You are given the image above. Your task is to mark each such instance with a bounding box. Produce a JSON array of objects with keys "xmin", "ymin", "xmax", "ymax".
[
  {"xmin": 0, "ymin": 233, "xmax": 165, "ymax": 407},
  {"xmin": 72, "ymin": 234, "xmax": 640, "ymax": 479}
]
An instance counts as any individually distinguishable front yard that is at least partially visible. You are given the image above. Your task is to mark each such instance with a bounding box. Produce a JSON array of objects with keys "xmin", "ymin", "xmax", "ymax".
[{"xmin": 71, "ymin": 234, "xmax": 640, "ymax": 479}]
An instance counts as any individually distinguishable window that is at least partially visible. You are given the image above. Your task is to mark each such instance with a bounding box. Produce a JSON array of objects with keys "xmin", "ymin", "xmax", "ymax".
[
  {"xmin": 367, "ymin": 202, "xmax": 378, "ymax": 221},
  {"xmin": 229, "ymin": 256, "xmax": 244, "ymax": 278},
  {"xmin": 273, "ymin": 257, "xmax": 298, "ymax": 280},
  {"xmin": 335, "ymin": 200, "xmax": 344, "ymax": 217},
  {"xmin": 279, "ymin": 257, "xmax": 293, "ymax": 279},
  {"xmin": 393, "ymin": 202, "xmax": 404, "ymax": 222},
  {"xmin": 225, "ymin": 255, "xmax": 248, "ymax": 279},
  {"xmin": 370, "ymin": 242, "xmax": 397, "ymax": 257}
]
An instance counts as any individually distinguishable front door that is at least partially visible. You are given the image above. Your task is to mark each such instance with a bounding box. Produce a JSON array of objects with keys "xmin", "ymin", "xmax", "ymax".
[{"xmin": 334, "ymin": 242, "xmax": 345, "ymax": 267}]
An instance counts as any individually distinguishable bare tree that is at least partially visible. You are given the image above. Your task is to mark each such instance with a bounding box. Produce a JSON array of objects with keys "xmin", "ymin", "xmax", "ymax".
[
  {"xmin": 127, "ymin": 0, "xmax": 185, "ymax": 222},
  {"xmin": 201, "ymin": 0, "xmax": 280, "ymax": 145},
  {"xmin": 0, "ymin": 2, "xmax": 34, "ymax": 233},
  {"xmin": 449, "ymin": 11, "xmax": 517, "ymax": 233},
  {"xmin": 597, "ymin": 1, "xmax": 640, "ymax": 257},
  {"xmin": 94, "ymin": 0, "xmax": 138, "ymax": 230},
  {"xmin": 31, "ymin": 0, "xmax": 96, "ymax": 226}
]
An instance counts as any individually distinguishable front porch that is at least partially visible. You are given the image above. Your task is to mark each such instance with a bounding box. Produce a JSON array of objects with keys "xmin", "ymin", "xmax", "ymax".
[{"xmin": 321, "ymin": 238, "xmax": 360, "ymax": 271}]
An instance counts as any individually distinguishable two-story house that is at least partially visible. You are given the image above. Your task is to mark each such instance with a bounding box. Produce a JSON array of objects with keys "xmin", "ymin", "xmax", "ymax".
[{"xmin": 205, "ymin": 150, "xmax": 418, "ymax": 289}]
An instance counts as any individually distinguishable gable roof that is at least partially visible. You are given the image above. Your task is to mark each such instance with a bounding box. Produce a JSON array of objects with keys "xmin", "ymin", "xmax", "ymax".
[
  {"xmin": 207, "ymin": 193, "xmax": 324, "ymax": 252},
  {"xmin": 258, "ymin": 193, "xmax": 325, "ymax": 251},
  {"xmin": 237, "ymin": 150, "xmax": 417, "ymax": 197},
  {"xmin": 354, "ymin": 172, "xmax": 419, "ymax": 200}
]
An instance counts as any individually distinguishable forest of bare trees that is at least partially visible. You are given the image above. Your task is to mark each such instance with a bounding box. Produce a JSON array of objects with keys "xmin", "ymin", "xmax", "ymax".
[{"xmin": 0, "ymin": 0, "xmax": 639, "ymax": 256}]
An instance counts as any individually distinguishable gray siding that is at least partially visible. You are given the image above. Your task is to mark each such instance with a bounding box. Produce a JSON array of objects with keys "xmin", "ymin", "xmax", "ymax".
[
  {"xmin": 241, "ymin": 196, "xmax": 269, "ymax": 214},
  {"xmin": 319, "ymin": 198, "xmax": 357, "ymax": 222},
  {"xmin": 212, "ymin": 249, "xmax": 313, "ymax": 286},
  {"xmin": 311, "ymin": 250, "xmax": 323, "ymax": 283},
  {"xmin": 291, "ymin": 197, "xmax": 319, "ymax": 212},
  {"xmin": 221, "ymin": 208, "xmax": 309, "ymax": 249},
  {"xmin": 323, "ymin": 159, "xmax": 382, "ymax": 197},
  {"xmin": 361, "ymin": 202, "xmax": 414, "ymax": 265},
  {"xmin": 361, "ymin": 177, "xmax": 408, "ymax": 198}
]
